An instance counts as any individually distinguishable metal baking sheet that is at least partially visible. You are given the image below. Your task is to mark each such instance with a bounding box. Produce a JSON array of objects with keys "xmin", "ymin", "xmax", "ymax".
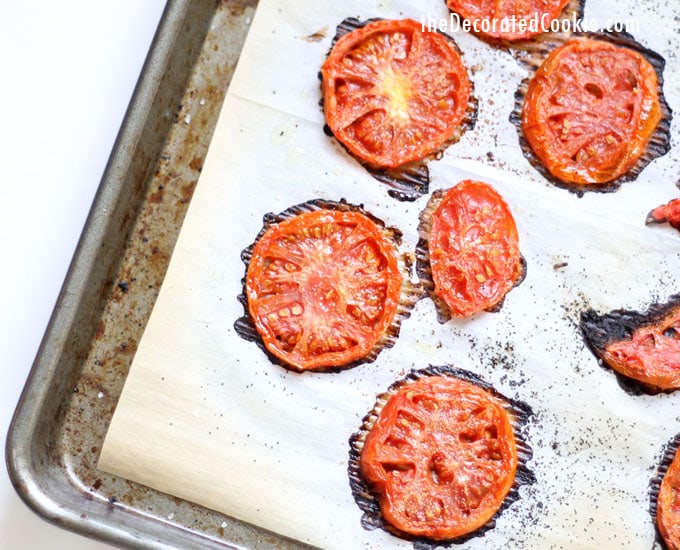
[{"xmin": 4, "ymin": 0, "xmax": 307, "ymax": 548}]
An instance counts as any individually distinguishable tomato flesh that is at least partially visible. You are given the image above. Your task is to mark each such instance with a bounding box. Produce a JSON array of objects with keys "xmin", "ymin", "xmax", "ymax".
[
  {"xmin": 658, "ymin": 447, "xmax": 680, "ymax": 550},
  {"xmin": 648, "ymin": 198, "xmax": 680, "ymax": 230},
  {"xmin": 603, "ymin": 309, "xmax": 680, "ymax": 390},
  {"xmin": 446, "ymin": 0, "xmax": 570, "ymax": 40},
  {"xmin": 321, "ymin": 19, "xmax": 471, "ymax": 168},
  {"xmin": 522, "ymin": 38, "xmax": 662, "ymax": 185},
  {"xmin": 360, "ymin": 376, "xmax": 518, "ymax": 540},
  {"xmin": 429, "ymin": 180, "xmax": 522, "ymax": 317},
  {"xmin": 245, "ymin": 209, "xmax": 402, "ymax": 371}
]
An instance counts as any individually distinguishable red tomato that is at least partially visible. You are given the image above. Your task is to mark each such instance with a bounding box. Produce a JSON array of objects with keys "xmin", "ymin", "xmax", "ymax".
[
  {"xmin": 428, "ymin": 180, "xmax": 523, "ymax": 317},
  {"xmin": 245, "ymin": 208, "xmax": 402, "ymax": 371},
  {"xmin": 647, "ymin": 198, "xmax": 680, "ymax": 231},
  {"xmin": 522, "ymin": 38, "xmax": 663, "ymax": 186},
  {"xmin": 446, "ymin": 0, "xmax": 570, "ymax": 40},
  {"xmin": 360, "ymin": 375, "xmax": 518, "ymax": 540},
  {"xmin": 602, "ymin": 309, "xmax": 680, "ymax": 391},
  {"xmin": 321, "ymin": 18, "xmax": 471, "ymax": 169},
  {"xmin": 581, "ymin": 296, "xmax": 680, "ymax": 392},
  {"xmin": 658, "ymin": 446, "xmax": 680, "ymax": 549}
]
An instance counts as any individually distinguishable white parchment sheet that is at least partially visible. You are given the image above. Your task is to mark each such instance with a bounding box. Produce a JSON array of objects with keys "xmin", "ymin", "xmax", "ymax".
[{"xmin": 99, "ymin": 0, "xmax": 680, "ymax": 548}]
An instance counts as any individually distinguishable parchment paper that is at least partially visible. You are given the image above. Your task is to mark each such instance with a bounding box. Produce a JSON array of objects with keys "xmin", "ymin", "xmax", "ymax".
[{"xmin": 99, "ymin": 0, "xmax": 680, "ymax": 548}]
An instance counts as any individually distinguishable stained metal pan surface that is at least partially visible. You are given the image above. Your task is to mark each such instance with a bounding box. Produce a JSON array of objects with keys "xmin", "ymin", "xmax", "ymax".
[{"xmin": 5, "ymin": 1, "xmax": 305, "ymax": 547}]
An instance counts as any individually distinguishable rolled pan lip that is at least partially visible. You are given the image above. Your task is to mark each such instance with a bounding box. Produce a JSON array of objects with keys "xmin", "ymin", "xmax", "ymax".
[{"xmin": 3, "ymin": 1, "xmax": 209, "ymax": 548}]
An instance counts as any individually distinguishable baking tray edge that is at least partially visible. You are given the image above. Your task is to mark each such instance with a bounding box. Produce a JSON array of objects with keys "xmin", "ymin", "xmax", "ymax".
[{"xmin": 3, "ymin": 0, "xmax": 301, "ymax": 548}]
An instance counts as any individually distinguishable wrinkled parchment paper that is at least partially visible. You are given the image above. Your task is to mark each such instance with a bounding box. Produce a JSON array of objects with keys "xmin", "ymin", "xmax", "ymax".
[{"xmin": 99, "ymin": 0, "xmax": 680, "ymax": 547}]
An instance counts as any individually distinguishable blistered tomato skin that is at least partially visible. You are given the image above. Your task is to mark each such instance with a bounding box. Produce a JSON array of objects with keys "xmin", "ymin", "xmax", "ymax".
[
  {"xmin": 658, "ymin": 447, "xmax": 680, "ymax": 550},
  {"xmin": 522, "ymin": 38, "xmax": 662, "ymax": 186},
  {"xmin": 245, "ymin": 209, "xmax": 402, "ymax": 371},
  {"xmin": 321, "ymin": 19, "xmax": 471, "ymax": 169},
  {"xmin": 446, "ymin": 0, "xmax": 570, "ymax": 41},
  {"xmin": 360, "ymin": 376, "xmax": 518, "ymax": 540},
  {"xmin": 429, "ymin": 180, "xmax": 523, "ymax": 317}
]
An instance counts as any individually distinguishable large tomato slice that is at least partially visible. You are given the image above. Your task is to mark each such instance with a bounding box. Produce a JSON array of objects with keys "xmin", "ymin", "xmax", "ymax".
[
  {"xmin": 428, "ymin": 180, "xmax": 523, "ymax": 317},
  {"xmin": 321, "ymin": 18, "xmax": 471, "ymax": 169},
  {"xmin": 581, "ymin": 296, "xmax": 680, "ymax": 391},
  {"xmin": 521, "ymin": 38, "xmax": 663, "ymax": 186},
  {"xmin": 657, "ymin": 446, "xmax": 680, "ymax": 549},
  {"xmin": 245, "ymin": 208, "xmax": 402, "ymax": 371},
  {"xmin": 360, "ymin": 375, "xmax": 518, "ymax": 540},
  {"xmin": 446, "ymin": 0, "xmax": 570, "ymax": 40}
]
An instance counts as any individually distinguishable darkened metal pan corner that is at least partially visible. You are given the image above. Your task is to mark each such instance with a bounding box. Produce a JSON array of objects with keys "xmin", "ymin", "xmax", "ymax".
[{"xmin": 4, "ymin": 0, "xmax": 301, "ymax": 548}]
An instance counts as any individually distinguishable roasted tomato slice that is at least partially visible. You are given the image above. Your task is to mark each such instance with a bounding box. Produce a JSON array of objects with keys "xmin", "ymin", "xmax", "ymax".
[
  {"xmin": 428, "ymin": 180, "xmax": 523, "ymax": 317},
  {"xmin": 581, "ymin": 295, "xmax": 680, "ymax": 391},
  {"xmin": 321, "ymin": 18, "xmax": 471, "ymax": 169},
  {"xmin": 446, "ymin": 0, "xmax": 570, "ymax": 41},
  {"xmin": 647, "ymin": 198, "xmax": 680, "ymax": 231},
  {"xmin": 360, "ymin": 375, "xmax": 518, "ymax": 540},
  {"xmin": 657, "ymin": 446, "xmax": 680, "ymax": 550},
  {"xmin": 522, "ymin": 38, "xmax": 663, "ymax": 186},
  {"xmin": 245, "ymin": 209, "xmax": 402, "ymax": 371}
]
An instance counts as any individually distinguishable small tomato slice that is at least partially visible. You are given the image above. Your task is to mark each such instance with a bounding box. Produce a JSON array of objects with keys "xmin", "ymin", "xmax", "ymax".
[
  {"xmin": 429, "ymin": 180, "xmax": 523, "ymax": 317},
  {"xmin": 446, "ymin": 0, "xmax": 570, "ymax": 41},
  {"xmin": 658, "ymin": 446, "xmax": 680, "ymax": 550},
  {"xmin": 601, "ymin": 310, "xmax": 680, "ymax": 391},
  {"xmin": 647, "ymin": 198, "xmax": 680, "ymax": 231},
  {"xmin": 581, "ymin": 296, "xmax": 680, "ymax": 391},
  {"xmin": 522, "ymin": 38, "xmax": 662, "ymax": 186},
  {"xmin": 321, "ymin": 18, "xmax": 471, "ymax": 169},
  {"xmin": 360, "ymin": 375, "xmax": 518, "ymax": 540},
  {"xmin": 245, "ymin": 209, "xmax": 402, "ymax": 371}
]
